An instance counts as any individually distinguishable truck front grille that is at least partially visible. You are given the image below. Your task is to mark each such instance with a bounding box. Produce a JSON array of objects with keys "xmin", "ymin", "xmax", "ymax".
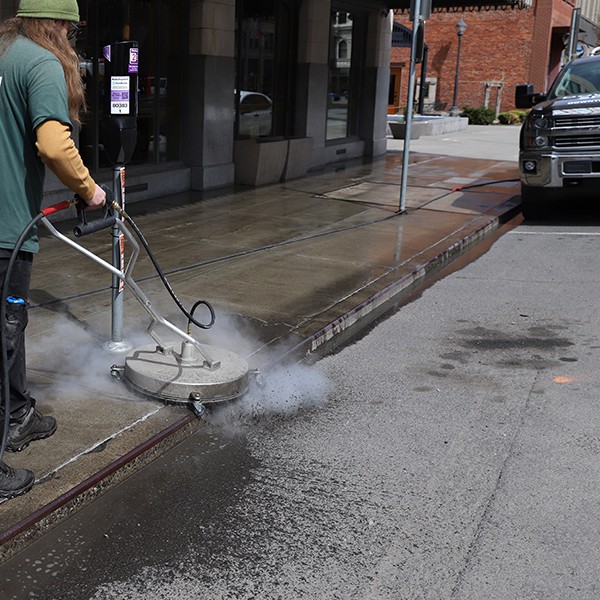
[
  {"xmin": 555, "ymin": 135, "xmax": 600, "ymax": 147},
  {"xmin": 552, "ymin": 115, "xmax": 600, "ymax": 147},
  {"xmin": 554, "ymin": 115, "xmax": 600, "ymax": 128}
]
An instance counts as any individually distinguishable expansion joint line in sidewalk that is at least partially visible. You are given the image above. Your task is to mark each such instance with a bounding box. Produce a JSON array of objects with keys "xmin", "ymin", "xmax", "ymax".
[
  {"xmin": 33, "ymin": 407, "xmax": 162, "ymax": 485},
  {"xmin": 30, "ymin": 210, "xmax": 404, "ymax": 311}
]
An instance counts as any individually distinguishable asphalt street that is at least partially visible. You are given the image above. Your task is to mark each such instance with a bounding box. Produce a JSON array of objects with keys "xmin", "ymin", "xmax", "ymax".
[{"xmin": 3, "ymin": 208, "xmax": 600, "ymax": 599}]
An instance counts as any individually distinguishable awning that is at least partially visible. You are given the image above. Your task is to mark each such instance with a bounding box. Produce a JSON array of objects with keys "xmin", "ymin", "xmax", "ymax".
[
  {"xmin": 391, "ymin": 22, "xmax": 412, "ymax": 46},
  {"xmin": 387, "ymin": 0, "xmax": 532, "ymax": 11}
]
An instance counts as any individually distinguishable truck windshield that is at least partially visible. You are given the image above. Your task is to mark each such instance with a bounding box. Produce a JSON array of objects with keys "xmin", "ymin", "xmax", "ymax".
[{"xmin": 548, "ymin": 60, "xmax": 600, "ymax": 99}]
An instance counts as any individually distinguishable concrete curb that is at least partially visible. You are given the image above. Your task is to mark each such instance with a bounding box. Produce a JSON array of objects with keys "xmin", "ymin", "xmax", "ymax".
[{"xmin": 308, "ymin": 200, "xmax": 521, "ymax": 356}]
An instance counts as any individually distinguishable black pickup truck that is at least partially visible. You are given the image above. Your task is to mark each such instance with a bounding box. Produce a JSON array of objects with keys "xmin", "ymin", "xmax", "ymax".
[{"xmin": 516, "ymin": 54, "xmax": 600, "ymax": 219}]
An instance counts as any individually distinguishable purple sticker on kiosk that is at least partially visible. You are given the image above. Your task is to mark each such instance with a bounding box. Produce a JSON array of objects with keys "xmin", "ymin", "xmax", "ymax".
[
  {"xmin": 128, "ymin": 47, "xmax": 139, "ymax": 73},
  {"xmin": 111, "ymin": 90, "xmax": 130, "ymax": 102}
]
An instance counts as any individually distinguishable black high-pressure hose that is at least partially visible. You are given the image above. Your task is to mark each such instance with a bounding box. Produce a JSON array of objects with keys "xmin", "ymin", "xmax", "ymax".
[{"xmin": 110, "ymin": 202, "xmax": 216, "ymax": 330}]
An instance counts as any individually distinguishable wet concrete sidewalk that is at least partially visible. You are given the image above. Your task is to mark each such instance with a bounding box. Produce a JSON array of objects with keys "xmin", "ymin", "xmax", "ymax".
[{"xmin": 0, "ymin": 127, "xmax": 521, "ymax": 559}]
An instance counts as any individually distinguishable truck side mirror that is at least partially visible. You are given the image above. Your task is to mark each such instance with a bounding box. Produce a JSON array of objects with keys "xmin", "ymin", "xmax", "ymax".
[
  {"xmin": 515, "ymin": 84, "xmax": 535, "ymax": 108},
  {"xmin": 515, "ymin": 84, "xmax": 548, "ymax": 109}
]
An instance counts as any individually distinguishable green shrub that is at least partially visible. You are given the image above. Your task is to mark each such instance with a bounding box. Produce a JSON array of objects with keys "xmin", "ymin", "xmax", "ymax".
[
  {"xmin": 460, "ymin": 106, "xmax": 496, "ymax": 125},
  {"xmin": 498, "ymin": 110, "xmax": 528, "ymax": 124}
]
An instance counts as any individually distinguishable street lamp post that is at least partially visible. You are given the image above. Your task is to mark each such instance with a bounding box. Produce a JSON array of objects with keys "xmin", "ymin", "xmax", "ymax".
[{"xmin": 450, "ymin": 18, "xmax": 467, "ymax": 117}]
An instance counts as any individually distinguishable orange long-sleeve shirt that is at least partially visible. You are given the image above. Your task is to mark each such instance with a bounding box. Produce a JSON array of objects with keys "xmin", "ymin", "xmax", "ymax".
[{"xmin": 35, "ymin": 119, "xmax": 95, "ymax": 202}]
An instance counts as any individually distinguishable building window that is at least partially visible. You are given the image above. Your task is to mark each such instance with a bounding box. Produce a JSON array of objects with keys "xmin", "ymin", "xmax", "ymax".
[
  {"xmin": 327, "ymin": 7, "xmax": 366, "ymax": 141},
  {"xmin": 327, "ymin": 10, "xmax": 353, "ymax": 140},
  {"xmin": 235, "ymin": 0, "xmax": 295, "ymax": 139},
  {"xmin": 236, "ymin": 0, "xmax": 275, "ymax": 138},
  {"xmin": 76, "ymin": 0, "xmax": 185, "ymax": 171}
]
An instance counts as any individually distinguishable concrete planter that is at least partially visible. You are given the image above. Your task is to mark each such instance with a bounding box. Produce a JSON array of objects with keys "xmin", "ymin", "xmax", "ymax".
[
  {"xmin": 281, "ymin": 137, "xmax": 313, "ymax": 181},
  {"xmin": 234, "ymin": 138, "xmax": 289, "ymax": 186},
  {"xmin": 388, "ymin": 116, "xmax": 470, "ymax": 139},
  {"xmin": 388, "ymin": 121, "xmax": 423, "ymax": 140}
]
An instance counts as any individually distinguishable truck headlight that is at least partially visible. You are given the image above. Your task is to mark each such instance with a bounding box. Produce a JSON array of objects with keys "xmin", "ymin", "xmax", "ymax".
[
  {"xmin": 523, "ymin": 131, "xmax": 552, "ymax": 149},
  {"xmin": 522, "ymin": 111, "xmax": 553, "ymax": 149},
  {"xmin": 532, "ymin": 116, "xmax": 549, "ymax": 129}
]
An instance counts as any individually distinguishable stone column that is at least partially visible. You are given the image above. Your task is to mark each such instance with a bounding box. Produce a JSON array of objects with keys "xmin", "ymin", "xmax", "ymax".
[
  {"xmin": 360, "ymin": 9, "xmax": 392, "ymax": 157},
  {"xmin": 294, "ymin": 0, "xmax": 331, "ymax": 168},
  {"xmin": 184, "ymin": 0, "xmax": 236, "ymax": 189}
]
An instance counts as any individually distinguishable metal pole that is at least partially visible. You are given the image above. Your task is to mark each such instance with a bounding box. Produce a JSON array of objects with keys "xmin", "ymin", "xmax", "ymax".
[
  {"xmin": 568, "ymin": 8, "xmax": 581, "ymax": 61},
  {"xmin": 105, "ymin": 165, "xmax": 131, "ymax": 353},
  {"xmin": 399, "ymin": 0, "xmax": 421, "ymax": 213},
  {"xmin": 450, "ymin": 31, "xmax": 464, "ymax": 116}
]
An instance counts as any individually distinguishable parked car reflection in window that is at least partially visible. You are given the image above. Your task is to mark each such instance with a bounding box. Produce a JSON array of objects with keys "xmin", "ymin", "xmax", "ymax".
[{"xmin": 238, "ymin": 91, "xmax": 272, "ymax": 137}]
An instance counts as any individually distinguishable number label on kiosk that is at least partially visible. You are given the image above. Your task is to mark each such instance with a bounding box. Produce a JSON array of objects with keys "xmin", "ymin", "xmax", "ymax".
[{"xmin": 110, "ymin": 76, "xmax": 130, "ymax": 114}]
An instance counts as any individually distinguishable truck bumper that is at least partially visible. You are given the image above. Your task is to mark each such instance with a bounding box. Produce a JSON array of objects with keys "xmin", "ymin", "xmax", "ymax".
[{"xmin": 520, "ymin": 150, "xmax": 600, "ymax": 189}]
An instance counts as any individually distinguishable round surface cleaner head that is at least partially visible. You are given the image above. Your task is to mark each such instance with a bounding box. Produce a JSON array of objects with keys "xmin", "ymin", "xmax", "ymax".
[{"xmin": 123, "ymin": 343, "xmax": 249, "ymax": 404}]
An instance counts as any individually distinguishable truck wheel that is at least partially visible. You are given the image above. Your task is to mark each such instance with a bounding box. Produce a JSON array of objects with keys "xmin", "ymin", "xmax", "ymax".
[{"xmin": 521, "ymin": 185, "xmax": 548, "ymax": 220}]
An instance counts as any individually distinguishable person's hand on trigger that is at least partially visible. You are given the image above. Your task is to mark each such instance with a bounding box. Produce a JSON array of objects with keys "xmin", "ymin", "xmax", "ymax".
[{"xmin": 86, "ymin": 184, "xmax": 106, "ymax": 210}]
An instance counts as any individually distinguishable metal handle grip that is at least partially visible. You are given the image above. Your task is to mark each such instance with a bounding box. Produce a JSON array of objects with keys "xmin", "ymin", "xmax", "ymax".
[
  {"xmin": 73, "ymin": 215, "xmax": 117, "ymax": 237},
  {"xmin": 73, "ymin": 184, "xmax": 116, "ymax": 237}
]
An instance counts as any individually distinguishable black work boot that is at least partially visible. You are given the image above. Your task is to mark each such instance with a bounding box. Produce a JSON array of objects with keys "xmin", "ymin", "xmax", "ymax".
[
  {"xmin": 6, "ymin": 407, "xmax": 57, "ymax": 452},
  {"xmin": 0, "ymin": 461, "xmax": 34, "ymax": 499}
]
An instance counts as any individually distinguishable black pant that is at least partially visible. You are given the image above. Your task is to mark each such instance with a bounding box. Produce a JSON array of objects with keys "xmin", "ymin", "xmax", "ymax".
[{"xmin": 0, "ymin": 250, "xmax": 34, "ymax": 421}]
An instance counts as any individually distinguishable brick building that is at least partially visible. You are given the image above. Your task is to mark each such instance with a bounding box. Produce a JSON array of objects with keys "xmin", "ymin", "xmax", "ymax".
[{"xmin": 390, "ymin": 0, "xmax": 599, "ymax": 116}]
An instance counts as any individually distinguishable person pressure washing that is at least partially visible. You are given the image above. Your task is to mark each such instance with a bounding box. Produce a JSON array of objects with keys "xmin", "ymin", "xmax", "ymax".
[{"xmin": 0, "ymin": 0, "xmax": 106, "ymax": 499}]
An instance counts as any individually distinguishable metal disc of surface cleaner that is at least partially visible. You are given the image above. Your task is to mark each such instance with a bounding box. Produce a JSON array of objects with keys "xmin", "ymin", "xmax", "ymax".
[{"xmin": 123, "ymin": 343, "xmax": 249, "ymax": 404}]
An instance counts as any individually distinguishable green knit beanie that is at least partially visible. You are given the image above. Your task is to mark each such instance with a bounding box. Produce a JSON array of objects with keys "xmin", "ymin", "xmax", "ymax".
[{"xmin": 16, "ymin": 0, "xmax": 80, "ymax": 21}]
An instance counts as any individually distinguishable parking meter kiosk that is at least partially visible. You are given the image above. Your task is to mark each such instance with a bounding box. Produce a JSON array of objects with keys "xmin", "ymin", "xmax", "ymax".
[
  {"xmin": 102, "ymin": 41, "xmax": 139, "ymax": 352},
  {"xmin": 102, "ymin": 41, "xmax": 139, "ymax": 165}
]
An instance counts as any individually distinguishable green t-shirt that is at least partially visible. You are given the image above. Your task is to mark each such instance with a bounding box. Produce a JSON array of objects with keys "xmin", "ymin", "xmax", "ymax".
[{"xmin": 0, "ymin": 35, "xmax": 72, "ymax": 253}]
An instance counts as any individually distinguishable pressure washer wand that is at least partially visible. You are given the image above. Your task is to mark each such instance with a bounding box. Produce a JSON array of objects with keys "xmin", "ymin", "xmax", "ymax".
[{"xmin": 0, "ymin": 191, "xmax": 224, "ymax": 467}]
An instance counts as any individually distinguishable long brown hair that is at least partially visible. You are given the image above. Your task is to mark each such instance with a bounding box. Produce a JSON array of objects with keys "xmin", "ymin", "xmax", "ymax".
[{"xmin": 0, "ymin": 17, "xmax": 85, "ymax": 126}]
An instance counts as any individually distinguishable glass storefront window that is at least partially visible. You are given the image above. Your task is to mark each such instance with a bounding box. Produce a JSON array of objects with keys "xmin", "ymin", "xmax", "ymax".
[
  {"xmin": 75, "ymin": 0, "xmax": 185, "ymax": 171},
  {"xmin": 235, "ymin": 0, "xmax": 294, "ymax": 139},
  {"xmin": 326, "ymin": 7, "xmax": 366, "ymax": 142},
  {"xmin": 236, "ymin": 0, "xmax": 275, "ymax": 138},
  {"xmin": 327, "ymin": 10, "xmax": 353, "ymax": 140}
]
